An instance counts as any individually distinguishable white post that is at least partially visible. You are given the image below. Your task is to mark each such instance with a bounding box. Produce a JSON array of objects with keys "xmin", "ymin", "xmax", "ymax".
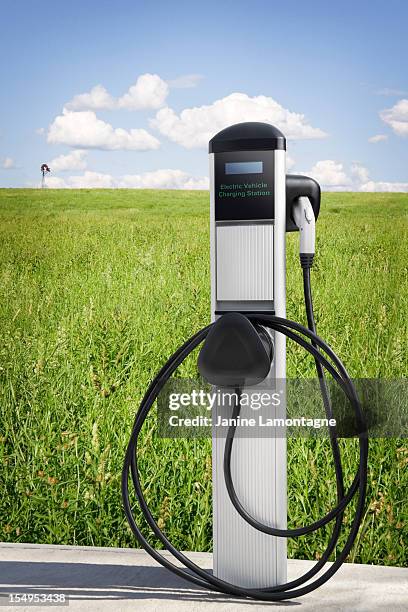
[{"xmin": 209, "ymin": 125, "xmax": 287, "ymax": 588}]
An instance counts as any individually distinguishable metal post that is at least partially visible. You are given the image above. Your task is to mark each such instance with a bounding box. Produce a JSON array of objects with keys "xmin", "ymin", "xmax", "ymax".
[{"xmin": 209, "ymin": 123, "xmax": 287, "ymax": 587}]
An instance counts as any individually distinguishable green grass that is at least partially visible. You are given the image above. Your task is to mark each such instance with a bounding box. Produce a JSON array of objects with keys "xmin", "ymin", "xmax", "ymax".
[{"xmin": 0, "ymin": 188, "xmax": 407, "ymax": 566}]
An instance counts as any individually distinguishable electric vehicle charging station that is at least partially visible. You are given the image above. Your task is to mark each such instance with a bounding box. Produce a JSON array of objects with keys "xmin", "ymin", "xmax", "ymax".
[
  {"xmin": 208, "ymin": 123, "xmax": 308, "ymax": 587},
  {"xmin": 122, "ymin": 122, "xmax": 368, "ymax": 601}
]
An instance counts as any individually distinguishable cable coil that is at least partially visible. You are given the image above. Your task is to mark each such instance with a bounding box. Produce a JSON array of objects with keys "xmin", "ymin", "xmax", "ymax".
[{"xmin": 122, "ymin": 268, "xmax": 368, "ymax": 601}]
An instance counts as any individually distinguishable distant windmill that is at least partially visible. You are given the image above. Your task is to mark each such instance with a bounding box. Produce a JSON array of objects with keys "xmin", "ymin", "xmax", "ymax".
[{"xmin": 41, "ymin": 163, "xmax": 51, "ymax": 188}]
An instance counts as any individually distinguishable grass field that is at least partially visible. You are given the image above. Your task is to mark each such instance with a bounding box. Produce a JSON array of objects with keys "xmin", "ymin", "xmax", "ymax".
[{"xmin": 0, "ymin": 188, "xmax": 407, "ymax": 567}]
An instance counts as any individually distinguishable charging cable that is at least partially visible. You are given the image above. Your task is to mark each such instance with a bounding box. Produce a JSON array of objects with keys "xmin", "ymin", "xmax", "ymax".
[{"xmin": 122, "ymin": 199, "xmax": 368, "ymax": 601}]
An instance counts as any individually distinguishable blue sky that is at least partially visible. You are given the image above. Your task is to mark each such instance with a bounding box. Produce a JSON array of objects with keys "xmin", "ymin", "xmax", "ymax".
[{"xmin": 1, "ymin": 0, "xmax": 407, "ymax": 190}]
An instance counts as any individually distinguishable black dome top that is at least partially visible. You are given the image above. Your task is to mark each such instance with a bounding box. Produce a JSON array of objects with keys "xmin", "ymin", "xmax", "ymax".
[{"xmin": 209, "ymin": 122, "xmax": 286, "ymax": 153}]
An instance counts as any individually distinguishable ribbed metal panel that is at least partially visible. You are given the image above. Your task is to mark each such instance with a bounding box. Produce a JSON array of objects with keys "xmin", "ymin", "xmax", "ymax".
[
  {"xmin": 213, "ymin": 381, "xmax": 286, "ymax": 587},
  {"xmin": 210, "ymin": 149, "xmax": 287, "ymax": 589},
  {"xmin": 216, "ymin": 224, "xmax": 273, "ymax": 301}
]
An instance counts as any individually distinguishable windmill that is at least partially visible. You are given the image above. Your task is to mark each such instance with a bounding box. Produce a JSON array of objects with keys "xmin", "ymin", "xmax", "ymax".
[{"xmin": 41, "ymin": 163, "xmax": 51, "ymax": 188}]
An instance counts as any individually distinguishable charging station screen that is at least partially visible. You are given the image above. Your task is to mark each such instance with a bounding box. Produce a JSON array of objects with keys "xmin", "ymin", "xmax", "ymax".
[
  {"xmin": 214, "ymin": 151, "xmax": 275, "ymax": 221},
  {"xmin": 225, "ymin": 161, "xmax": 263, "ymax": 175}
]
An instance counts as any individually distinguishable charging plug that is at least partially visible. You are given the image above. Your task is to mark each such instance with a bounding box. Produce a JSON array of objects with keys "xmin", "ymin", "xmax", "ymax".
[{"xmin": 292, "ymin": 196, "xmax": 316, "ymax": 268}]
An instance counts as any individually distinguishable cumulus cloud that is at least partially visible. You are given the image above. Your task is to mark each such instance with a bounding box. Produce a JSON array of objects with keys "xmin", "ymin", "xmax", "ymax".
[
  {"xmin": 47, "ymin": 109, "xmax": 160, "ymax": 151},
  {"xmin": 307, "ymin": 160, "xmax": 408, "ymax": 192},
  {"xmin": 42, "ymin": 168, "xmax": 208, "ymax": 190},
  {"xmin": 380, "ymin": 99, "xmax": 408, "ymax": 136},
  {"xmin": 118, "ymin": 74, "xmax": 169, "ymax": 110},
  {"xmin": 65, "ymin": 74, "xmax": 169, "ymax": 112},
  {"xmin": 308, "ymin": 160, "xmax": 351, "ymax": 188},
  {"xmin": 38, "ymin": 161, "xmax": 408, "ymax": 193},
  {"xmin": 151, "ymin": 93, "xmax": 327, "ymax": 148},
  {"xmin": 351, "ymin": 163, "xmax": 370, "ymax": 184},
  {"xmin": 2, "ymin": 157, "xmax": 15, "ymax": 169},
  {"xmin": 368, "ymin": 134, "xmax": 388, "ymax": 143},
  {"xmin": 50, "ymin": 150, "xmax": 87, "ymax": 172},
  {"xmin": 359, "ymin": 180, "xmax": 408, "ymax": 192},
  {"xmin": 167, "ymin": 74, "xmax": 203, "ymax": 88},
  {"xmin": 66, "ymin": 85, "xmax": 115, "ymax": 111},
  {"xmin": 119, "ymin": 169, "xmax": 209, "ymax": 189},
  {"xmin": 68, "ymin": 171, "xmax": 117, "ymax": 189},
  {"xmin": 43, "ymin": 176, "xmax": 70, "ymax": 189},
  {"xmin": 355, "ymin": 164, "xmax": 408, "ymax": 191}
]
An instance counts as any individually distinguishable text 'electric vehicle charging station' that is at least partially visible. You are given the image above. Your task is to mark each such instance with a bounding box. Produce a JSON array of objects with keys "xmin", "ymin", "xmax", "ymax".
[{"xmin": 122, "ymin": 122, "xmax": 368, "ymax": 601}]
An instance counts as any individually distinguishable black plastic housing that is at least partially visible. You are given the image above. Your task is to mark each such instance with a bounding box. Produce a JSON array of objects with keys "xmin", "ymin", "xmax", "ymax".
[
  {"xmin": 198, "ymin": 313, "xmax": 273, "ymax": 387},
  {"xmin": 209, "ymin": 122, "xmax": 321, "ymax": 231},
  {"xmin": 286, "ymin": 174, "xmax": 321, "ymax": 232},
  {"xmin": 209, "ymin": 122, "xmax": 286, "ymax": 153}
]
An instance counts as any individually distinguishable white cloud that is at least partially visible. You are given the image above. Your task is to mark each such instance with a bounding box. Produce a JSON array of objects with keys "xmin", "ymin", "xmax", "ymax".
[
  {"xmin": 351, "ymin": 164, "xmax": 408, "ymax": 192},
  {"xmin": 44, "ymin": 171, "xmax": 117, "ymax": 189},
  {"xmin": 308, "ymin": 161, "xmax": 408, "ymax": 192},
  {"xmin": 65, "ymin": 74, "xmax": 168, "ymax": 112},
  {"xmin": 68, "ymin": 171, "xmax": 117, "ymax": 189},
  {"xmin": 167, "ymin": 74, "xmax": 204, "ymax": 89},
  {"xmin": 34, "ymin": 162, "xmax": 408, "ymax": 193},
  {"xmin": 66, "ymin": 85, "xmax": 115, "ymax": 111},
  {"xmin": 43, "ymin": 176, "xmax": 70, "ymax": 189},
  {"xmin": 36, "ymin": 127, "xmax": 45, "ymax": 135},
  {"xmin": 308, "ymin": 160, "xmax": 351, "ymax": 188},
  {"xmin": 50, "ymin": 150, "xmax": 87, "ymax": 172},
  {"xmin": 118, "ymin": 74, "xmax": 169, "ymax": 110},
  {"xmin": 2, "ymin": 157, "xmax": 15, "ymax": 169},
  {"xmin": 351, "ymin": 163, "xmax": 408, "ymax": 192},
  {"xmin": 40, "ymin": 168, "xmax": 208, "ymax": 190},
  {"xmin": 351, "ymin": 163, "xmax": 370, "ymax": 184},
  {"xmin": 47, "ymin": 109, "xmax": 160, "ymax": 151},
  {"xmin": 119, "ymin": 169, "xmax": 209, "ymax": 189},
  {"xmin": 359, "ymin": 180, "xmax": 408, "ymax": 192},
  {"xmin": 380, "ymin": 98, "xmax": 408, "ymax": 136},
  {"xmin": 151, "ymin": 93, "xmax": 327, "ymax": 148},
  {"xmin": 368, "ymin": 134, "xmax": 388, "ymax": 143}
]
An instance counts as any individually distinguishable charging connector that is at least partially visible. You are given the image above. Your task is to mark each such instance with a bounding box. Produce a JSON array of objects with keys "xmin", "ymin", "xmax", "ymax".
[{"xmin": 292, "ymin": 196, "xmax": 315, "ymax": 268}]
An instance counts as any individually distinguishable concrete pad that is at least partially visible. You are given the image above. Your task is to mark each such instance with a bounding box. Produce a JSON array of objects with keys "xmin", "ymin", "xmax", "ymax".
[{"xmin": 0, "ymin": 542, "xmax": 407, "ymax": 611}]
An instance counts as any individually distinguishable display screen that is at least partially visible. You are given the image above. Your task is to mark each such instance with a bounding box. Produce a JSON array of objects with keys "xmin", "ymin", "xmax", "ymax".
[
  {"xmin": 215, "ymin": 151, "xmax": 274, "ymax": 221},
  {"xmin": 225, "ymin": 161, "xmax": 263, "ymax": 175}
]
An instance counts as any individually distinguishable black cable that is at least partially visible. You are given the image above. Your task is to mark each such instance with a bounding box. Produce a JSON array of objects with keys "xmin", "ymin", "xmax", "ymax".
[
  {"xmin": 122, "ymin": 269, "xmax": 368, "ymax": 601},
  {"xmin": 223, "ymin": 267, "xmax": 348, "ymax": 537}
]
